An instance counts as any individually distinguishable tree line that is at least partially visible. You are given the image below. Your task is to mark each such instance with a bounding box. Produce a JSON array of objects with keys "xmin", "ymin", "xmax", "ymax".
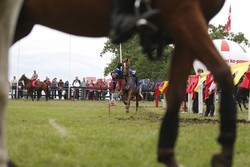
[{"xmin": 101, "ymin": 24, "xmax": 249, "ymax": 80}]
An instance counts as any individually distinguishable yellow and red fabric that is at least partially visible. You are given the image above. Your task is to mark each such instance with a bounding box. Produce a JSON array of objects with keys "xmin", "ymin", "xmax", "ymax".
[{"xmin": 240, "ymin": 70, "xmax": 250, "ymax": 89}]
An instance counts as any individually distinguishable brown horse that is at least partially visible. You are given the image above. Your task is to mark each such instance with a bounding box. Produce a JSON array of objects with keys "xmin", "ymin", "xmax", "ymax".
[
  {"xmin": 19, "ymin": 74, "xmax": 49, "ymax": 101},
  {"xmin": 121, "ymin": 58, "xmax": 139, "ymax": 113},
  {"xmin": 0, "ymin": 0, "xmax": 237, "ymax": 166}
]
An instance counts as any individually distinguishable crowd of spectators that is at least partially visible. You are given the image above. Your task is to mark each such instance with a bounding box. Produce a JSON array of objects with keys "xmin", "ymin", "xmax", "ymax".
[{"xmin": 9, "ymin": 75, "xmax": 159, "ymax": 101}]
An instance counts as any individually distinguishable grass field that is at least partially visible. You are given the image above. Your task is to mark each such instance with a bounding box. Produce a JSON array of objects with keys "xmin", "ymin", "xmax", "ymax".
[{"xmin": 6, "ymin": 100, "xmax": 250, "ymax": 167}]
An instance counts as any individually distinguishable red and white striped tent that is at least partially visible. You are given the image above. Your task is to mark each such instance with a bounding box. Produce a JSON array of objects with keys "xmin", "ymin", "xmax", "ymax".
[{"xmin": 193, "ymin": 39, "xmax": 249, "ymax": 73}]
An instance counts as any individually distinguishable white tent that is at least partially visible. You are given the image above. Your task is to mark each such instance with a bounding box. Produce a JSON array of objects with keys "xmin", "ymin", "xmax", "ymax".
[{"xmin": 193, "ymin": 39, "xmax": 249, "ymax": 73}]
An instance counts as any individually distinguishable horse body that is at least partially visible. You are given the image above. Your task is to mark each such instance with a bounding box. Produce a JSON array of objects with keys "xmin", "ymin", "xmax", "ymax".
[
  {"xmin": 19, "ymin": 74, "xmax": 49, "ymax": 101},
  {"xmin": 0, "ymin": 0, "xmax": 237, "ymax": 166},
  {"xmin": 15, "ymin": 0, "xmax": 112, "ymax": 42}
]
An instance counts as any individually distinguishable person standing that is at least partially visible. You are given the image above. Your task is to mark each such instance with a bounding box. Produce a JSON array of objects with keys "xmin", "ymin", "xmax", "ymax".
[
  {"xmin": 11, "ymin": 76, "xmax": 17, "ymax": 99},
  {"xmin": 64, "ymin": 81, "xmax": 69, "ymax": 100},
  {"xmin": 205, "ymin": 81, "xmax": 216, "ymax": 117},
  {"xmin": 81, "ymin": 77, "xmax": 87, "ymax": 100},
  {"xmin": 101, "ymin": 79, "xmax": 108, "ymax": 100},
  {"xmin": 51, "ymin": 78, "xmax": 58, "ymax": 99},
  {"xmin": 44, "ymin": 77, "xmax": 51, "ymax": 98},
  {"xmin": 72, "ymin": 76, "xmax": 81, "ymax": 100},
  {"xmin": 58, "ymin": 79, "xmax": 64, "ymax": 100},
  {"xmin": 17, "ymin": 80, "xmax": 24, "ymax": 99},
  {"xmin": 192, "ymin": 68, "xmax": 204, "ymax": 113},
  {"xmin": 88, "ymin": 80, "xmax": 95, "ymax": 100}
]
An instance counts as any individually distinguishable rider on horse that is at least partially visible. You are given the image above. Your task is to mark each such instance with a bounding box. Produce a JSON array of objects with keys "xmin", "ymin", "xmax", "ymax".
[
  {"xmin": 111, "ymin": 62, "xmax": 137, "ymax": 90},
  {"xmin": 31, "ymin": 70, "xmax": 38, "ymax": 87}
]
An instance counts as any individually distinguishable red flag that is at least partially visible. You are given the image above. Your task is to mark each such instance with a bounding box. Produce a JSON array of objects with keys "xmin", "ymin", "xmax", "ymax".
[
  {"xmin": 240, "ymin": 71, "xmax": 250, "ymax": 89},
  {"xmin": 205, "ymin": 73, "xmax": 215, "ymax": 99},
  {"xmin": 225, "ymin": 5, "xmax": 231, "ymax": 32},
  {"xmin": 186, "ymin": 75, "xmax": 199, "ymax": 94}
]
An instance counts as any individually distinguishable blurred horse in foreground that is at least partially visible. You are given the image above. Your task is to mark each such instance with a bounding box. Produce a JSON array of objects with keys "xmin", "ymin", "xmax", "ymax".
[{"xmin": 0, "ymin": 0, "xmax": 236, "ymax": 166}]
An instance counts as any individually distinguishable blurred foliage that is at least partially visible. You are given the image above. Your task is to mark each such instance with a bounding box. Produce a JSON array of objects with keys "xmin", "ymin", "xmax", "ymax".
[{"xmin": 101, "ymin": 24, "xmax": 249, "ymax": 79}]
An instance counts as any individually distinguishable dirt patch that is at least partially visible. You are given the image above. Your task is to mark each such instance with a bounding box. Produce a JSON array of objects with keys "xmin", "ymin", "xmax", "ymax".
[
  {"xmin": 116, "ymin": 114, "xmax": 250, "ymax": 124},
  {"xmin": 116, "ymin": 111, "xmax": 162, "ymax": 122}
]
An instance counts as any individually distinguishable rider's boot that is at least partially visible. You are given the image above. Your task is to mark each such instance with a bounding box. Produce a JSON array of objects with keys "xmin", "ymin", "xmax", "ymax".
[
  {"xmin": 109, "ymin": 0, "xmax": 161, "ymax": 44},
  {"xmin": 109, "ymin": 0, "xmax": 136, "ymax": 44}
]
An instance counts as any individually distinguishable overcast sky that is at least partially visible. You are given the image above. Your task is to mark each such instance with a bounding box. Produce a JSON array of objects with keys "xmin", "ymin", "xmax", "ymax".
[{"xmin": 9, "ymin": 0, "xmax": 250, "ymax": 83}]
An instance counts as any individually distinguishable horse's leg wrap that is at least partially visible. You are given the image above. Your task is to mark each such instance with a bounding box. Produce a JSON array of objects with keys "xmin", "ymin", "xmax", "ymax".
[
  {"xmin": 158, "ymin": 111, "xmax": 179, "ymax": 166},
  {"xmin": 212, "ymin": 90, "xmax": 236, "ymax": 167},
  {"xmin": 218, "ymin": 90, "xmax": 236, "ymax": 147},
  {"xmin": 7, "ymin": 160, "xmax": 17, "ymax": 167}
]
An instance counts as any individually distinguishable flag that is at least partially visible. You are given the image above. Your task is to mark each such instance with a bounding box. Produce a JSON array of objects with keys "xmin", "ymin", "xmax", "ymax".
[
  {"xmin": 194, "ymin": 72, "xmax": 209, "ymax": 91},
  {"xmin": 240, "ymin": 71, "xmax": 250, "ymax": 89},
  {"xmin": 186, "ymin": 75, "xmax": 199, "ymax": 93},
  {"xmin": 225, "ymin": 5, "xmax": 231, "ymax": 32},
  {"xmin": 159, "ymin": 81, "xmax": 169, "ymax": 93},
  {"xmin": 204, "ymin": 73, "xmax": 215, "ymax": 99},
  {"xmin": 230, "ymin": 62, "xmax": 250, "ymax": 85}
]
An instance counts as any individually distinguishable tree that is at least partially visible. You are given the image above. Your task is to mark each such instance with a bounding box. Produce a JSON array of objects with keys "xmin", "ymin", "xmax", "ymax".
[
  {"xmin": 101, "ymin": 24, "xmax": 249, "ymax": 79},
  {"xmin": 209, "ymin": 24, "xmax": 250, "ymax": 46}
]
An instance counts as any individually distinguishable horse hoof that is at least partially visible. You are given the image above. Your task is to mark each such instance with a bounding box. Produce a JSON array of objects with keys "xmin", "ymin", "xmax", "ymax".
[
  {"xmin": 211, "ymin": 154, "xmax": 232, "ymax": 167},
  {"xmin": 8, "ymin": 160, "xmax": 18, "ymax": 167},
  {"xmin": 158, "ymin": 149, "xmax": 180, "ymax": 167},
  {"xmin": 126, "ymin": 110, "xmax": 129, "ymax": 114}
]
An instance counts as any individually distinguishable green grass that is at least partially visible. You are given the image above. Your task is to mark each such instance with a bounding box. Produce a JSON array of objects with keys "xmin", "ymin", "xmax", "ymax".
[{"xmin": 6, "ymin": 100, "xmax": 250, "ymax": 167}]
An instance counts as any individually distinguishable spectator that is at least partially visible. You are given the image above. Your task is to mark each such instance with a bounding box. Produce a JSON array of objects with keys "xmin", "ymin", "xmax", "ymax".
[
  {"xmin": 44, "ymin": 76, "xmax": 51, "ymax": 98},
  {"xmin": 193, "ymin": 68, "xmax": 204, "ymax": 113},
  {"xmin": 86, "ymin": 80, "xmax": 89, "ymax": 100},
  {"xmin": 18, "ymin": 80, "xmax": 24, "ymax": 99},
  {"xmin": 101, "ymin": 79, "xmax": 108, "ymax": 100},
  {"xmin": 51, "ymin": 78, "xmax": 58, "ymax": 99},
  {"xmin": 88, "ymin": 79, "xmax": 95, "ymax": 100},
  {"xmin": 64, "ymin": 81, "xmax": 69, "ymax": 100},
  {"xmin": 205, "ymin": 81, "xmax": 216, "ymax": 117},
  {"xmin": 72, "ymin": 76, "xmax": 81, "ymax": 100},
  {"xmin": 81, "ymin": 77, "xmax": 87, "ymax": 100},
  {"xmin": 58, "ymin": 79, "xmax": 64, "ymax": 100},
  {"xmin": 11, "ymin": 76, "xmax": 17, "ymax": 99},
  {"xmin": 95, "ymin": 79, "xmax": 102, "ymax": 100}
]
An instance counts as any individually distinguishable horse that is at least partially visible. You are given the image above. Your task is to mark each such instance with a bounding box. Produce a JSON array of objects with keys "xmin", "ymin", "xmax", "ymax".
[
  {"xmin": 19, "ymin": 74, "xmax": 49, "ymax": 101},
  {"xmin": 121, "ymin": 58, "xmax": 139, "ymax": 113},
  {"xmin": 0, "ymin": 0, "xmax": 237, "ymax": 166}
]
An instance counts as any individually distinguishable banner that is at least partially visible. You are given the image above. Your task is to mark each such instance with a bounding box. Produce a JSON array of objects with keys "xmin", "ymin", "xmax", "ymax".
[
  {"xmin": 194, "ymin": 72, "xmax": 209, "ymax": 91},
  {"xmin": 186, "ymin": 75, "xmax": 199, "ymax": 93},
  {"xmin": 240, "ymin": 71, "xmax": 250, "ymax": 89},
  {"xmin": 159, "ymin": 81, "xmax": 168, "ymax": 93},
  {"xmin": 230, "ymin": 62, "xmax": 250, "ymax": 85}
]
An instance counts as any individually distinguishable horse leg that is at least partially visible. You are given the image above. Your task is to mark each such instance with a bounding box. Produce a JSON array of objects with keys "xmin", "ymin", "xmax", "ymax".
[
  {"xmin": 37, "ymin": 91, "xmax": 41, "ymax": 101},
  {"xmin": 31, "ymin": 90, "xmax": 34, "ymax": 101},
  {"xmin": 135, "ymin": 92, "xmax": 139, "ymax": 114},
  {"xmin": 126, "ymin": 90, "xmax": 132, "ymax": 113},
  {"xmin": 0, "ymin": 0, "xmax": 23, "ymax": 166},
  {"xmin": 157, "ymin": 45, "xmax": 195, "ymax": 166},
  {"xmin": 45, "ymin": 91, "xmax": 48, "ymax": 101},
  {"xmin": 157, "ymin": 1, "xmax": 236, "ymax": 165}
]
